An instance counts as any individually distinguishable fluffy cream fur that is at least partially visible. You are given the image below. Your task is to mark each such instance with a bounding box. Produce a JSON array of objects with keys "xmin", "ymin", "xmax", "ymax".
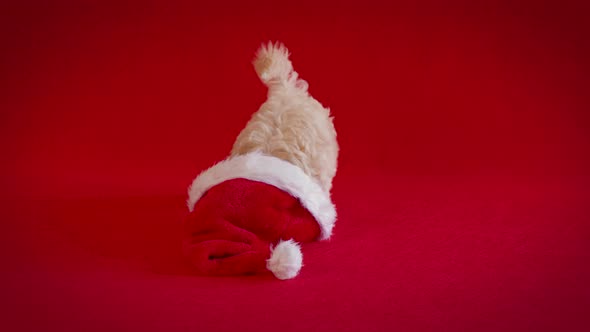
[{"xmin": 231, "ymin": 42, "xmax": 339, "ymax": 193}]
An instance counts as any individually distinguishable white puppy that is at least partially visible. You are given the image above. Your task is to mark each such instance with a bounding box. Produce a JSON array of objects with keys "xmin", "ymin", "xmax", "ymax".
[
  {"xmin": 231, "ymin": 42, "xmax": 339, "ymax": 193},
  {"xmin": 186, "ymin": 43, "xmax": 339, "ymax": 279}
]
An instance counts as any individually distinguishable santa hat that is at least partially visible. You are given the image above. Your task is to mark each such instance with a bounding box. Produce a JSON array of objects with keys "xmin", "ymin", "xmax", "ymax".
[{"xmin": 183, "ymin": 43, "xmax": 337, "ymax": 280}]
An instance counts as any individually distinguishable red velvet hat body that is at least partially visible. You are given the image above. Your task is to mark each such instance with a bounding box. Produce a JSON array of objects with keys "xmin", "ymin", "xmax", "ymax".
[
  {"xmin": 184, "ymin": 178, "xmax": 321, "ymax": 276},
  {"xmin": 184, "ymin": 152, "xmax": 337, "ymax": 279}
]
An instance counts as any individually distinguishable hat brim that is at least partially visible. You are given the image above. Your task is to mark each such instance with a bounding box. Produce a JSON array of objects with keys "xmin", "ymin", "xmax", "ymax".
[{"xmin": 187, "ymin": 152, "xmax": 336, "ymax": 240}]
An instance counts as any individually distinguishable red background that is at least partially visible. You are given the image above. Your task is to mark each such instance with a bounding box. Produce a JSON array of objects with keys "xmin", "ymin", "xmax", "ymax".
[{"xmin": 2, "ymin": 0, "xmax": 589, "ymax": 331}]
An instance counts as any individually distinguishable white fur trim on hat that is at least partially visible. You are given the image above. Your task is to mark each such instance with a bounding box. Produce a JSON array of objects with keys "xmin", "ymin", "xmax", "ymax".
[
  {"xmin": 186, "ymin": 152, "xmax": 336, "ymax": 239},
  {"xmin": 266, "ymin": 239, "xmax": 303, "ymax": 280}
]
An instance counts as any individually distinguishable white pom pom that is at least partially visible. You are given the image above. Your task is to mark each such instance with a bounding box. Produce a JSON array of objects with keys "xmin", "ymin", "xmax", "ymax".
[{"xmin": 266, "ymin": 239, "xmax": 303, "ymax": 280}]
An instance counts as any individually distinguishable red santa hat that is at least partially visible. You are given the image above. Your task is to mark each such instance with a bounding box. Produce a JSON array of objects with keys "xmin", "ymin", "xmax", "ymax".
[
  {"xmin": 184, "ymin": 152, "xmax": 336, "ymax": 279},
  {"xmin": 183, "ymin": 42, "xmax": 337, "ymax": 280}
]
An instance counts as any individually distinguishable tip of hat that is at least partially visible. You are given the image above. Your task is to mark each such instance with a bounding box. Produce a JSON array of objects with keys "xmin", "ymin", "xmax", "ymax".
[{"xmin": 266, "ymin": 239, "xmax": 303, "ymax": 280}]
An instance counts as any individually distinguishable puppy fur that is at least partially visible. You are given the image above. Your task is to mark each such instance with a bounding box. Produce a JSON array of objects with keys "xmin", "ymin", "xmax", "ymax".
[{"xmin": 231, "ymin": 42, "xmax": 339, "ymax": 193}]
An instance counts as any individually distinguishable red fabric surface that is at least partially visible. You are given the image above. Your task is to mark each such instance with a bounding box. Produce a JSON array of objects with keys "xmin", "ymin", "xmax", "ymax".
[
  {"xmin": 185, "ymin": 178, "xmax": 320, "ymax": 276},
  {"xmin": 2, "ymin": 0, "xmax": 590, "ymax": 331}
]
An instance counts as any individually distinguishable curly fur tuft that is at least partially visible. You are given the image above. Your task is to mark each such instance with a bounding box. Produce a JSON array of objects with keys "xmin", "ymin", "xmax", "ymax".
[{"xmin": 253, "ymin": 42, "xmax": 293, "ymax": 84}]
